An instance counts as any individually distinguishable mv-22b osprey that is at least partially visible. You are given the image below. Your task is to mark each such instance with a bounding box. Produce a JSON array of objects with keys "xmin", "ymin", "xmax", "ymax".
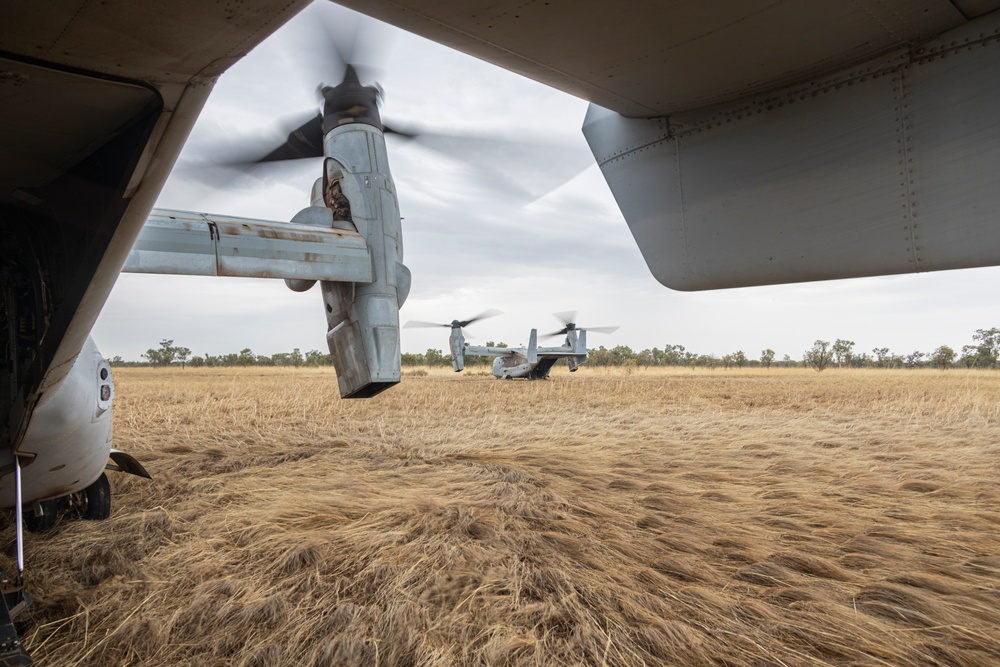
[
  {"xmin": 0, "ymin": 8, "xmax": 409, "ymax": 655},
  {"xmin": 408, "ymin": 311, "xmax": 618, "ymax": 380}
]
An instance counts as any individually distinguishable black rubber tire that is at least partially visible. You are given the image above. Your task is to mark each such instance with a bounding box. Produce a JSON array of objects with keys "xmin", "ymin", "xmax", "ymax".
[
  {"xmin": 25, "ymin": 499, "xmax": 58, "ymax": 532},
  {"xmin": 80, "ymin": 472, "xmax": 111, "ymax": 520}
]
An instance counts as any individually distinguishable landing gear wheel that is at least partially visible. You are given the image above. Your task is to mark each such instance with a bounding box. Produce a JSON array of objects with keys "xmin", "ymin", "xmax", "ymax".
[
  {"xmin": 24, "ymin": 499, "xmax": 57, "ymax": 533},
  {"xmin": 504, "ymin": 375, "xmax": 512, "ymax": 380},
  {"xmin": 79, "ymin": 473, "xmax": 111, "ymax": 520}
]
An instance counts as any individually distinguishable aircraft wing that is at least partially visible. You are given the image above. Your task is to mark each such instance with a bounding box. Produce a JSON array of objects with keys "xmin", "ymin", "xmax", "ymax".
[
  {"xmin": 333, "ymin": 1, "xmax": 992, "ymax": 118},
  {"xmin": 337, "ymin": 1, "xmax": 1000, "ymax": 290},
  {"xmin": 1, "ymin": 0, "xmax": 311, "ymax": 447}
]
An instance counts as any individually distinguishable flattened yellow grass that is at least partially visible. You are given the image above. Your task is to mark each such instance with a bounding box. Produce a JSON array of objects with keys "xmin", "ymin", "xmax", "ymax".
[{"xmin": 13, "ymin": 367, "xmax": 1000, "ymax": 665}]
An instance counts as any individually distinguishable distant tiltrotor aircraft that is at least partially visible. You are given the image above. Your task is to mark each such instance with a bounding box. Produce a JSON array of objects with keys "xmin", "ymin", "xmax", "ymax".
[{"xmin": 407, "ymin": 311, "xmax": 618, "ymax": 380}]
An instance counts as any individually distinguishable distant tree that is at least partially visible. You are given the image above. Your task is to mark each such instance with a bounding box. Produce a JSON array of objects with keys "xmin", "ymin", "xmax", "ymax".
[
  {"xmin": 142, "ymin": 339, "xmax": 178, "ymax": 366},
  {"xmin": 971, "ymin": 328, "xmax": 1000, "ymax": 368},
  {"xmin": 303, "ymin": 350, "xmax": 333, "ymax": 367},
  {"xmin": 663, "ymin": 344, "xmax": 688, "ymax": 366},
  {"xmin": 636, "ymin": 349, "xmax": 655, "ymax": 369},
  {"xmin": 832, "ymin": 339, "xmax": 855, "ymax": 368},
  {"xmin": 760, "ymin": 349, "xmax": 775, "ymax": 369},
  {"xmin": 610, "ymin": 345, "xmax": 635, "ymax": 366},
  {"xmin": 805, "ymin": 340, "xmax": 833, "ymax": 372},
  {"xmin": 589, "ymin": 346, "xmax": 613, "ymax": 367},
  {"xmin": 290, "ymin": 348, "xmax": 304, "ymax": 368},
  {"xmin": 110, "ymin": 355, "xmax": 124, "ymax": 366},
  {"xmin": 175, "ymin": 346, "xmax": 191, "ymax": 368},
  {"xmin": 931, "ymin": 345, "xmax": 956, "ymax": 370},
  {"xmin": 732, "ymin": 350, "xmax": 747, "ymax": 368},
  {"xmin": 304, "ymin": 349, "xmax": 327, "ymax": 366},
  {"xmin": 424, "ymin": 348, "xmax": 448, "ymax": 367},
  {"xmin": 905, "ymin": 351, "xmax": 925, "ymax": 368},
  {"xmin": 960, "ymin": 344, "xmax": 981, "ymax": 368},
  {"xmin": 235, "ymin": 348, "xmax": 255, "ymax": 366},
  {"xmin": 698, "ymin": 355, "xmax": 719, "ymax": 369},
  {"xmin": 401, "ymin": 352, "xmax": 425, "ymax": 366},
  {"xmin": 721, "ymin": 354, "xmax": 734, "ymax": 369},
  {"xmin": 872, "ymin": 347, "xmax": 890, "ymax": 368},
  {"xmin": 189, "ymin": 355, "xmax": 205, "ymax": 367},
  {"xmin": 851, "ymin": 352, "xmax": 872, "ymax": 368}
]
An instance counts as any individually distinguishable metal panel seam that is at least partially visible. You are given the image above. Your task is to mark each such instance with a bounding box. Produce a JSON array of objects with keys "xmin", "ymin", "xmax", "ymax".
[
  {"xmin": 895, "ymin": 66, "xmax": 921, "ymax": 271},
  {"xmin": 674, "ymin": 135, "xmax": 691, "ymax": 282}
]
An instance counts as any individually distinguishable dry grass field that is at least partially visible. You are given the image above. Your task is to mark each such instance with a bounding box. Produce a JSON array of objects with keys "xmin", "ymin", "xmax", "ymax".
[{"xmin": 8, "ymin": 366, "xmax": 1000, "ymax": 666}]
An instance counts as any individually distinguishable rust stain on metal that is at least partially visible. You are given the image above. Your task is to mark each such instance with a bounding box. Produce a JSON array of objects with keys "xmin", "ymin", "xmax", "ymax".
[
  {"xmin": 217, "ymin": 266, "xmax": 278, "ymax": 279},
  {"xmin": 213, "ymin": 220, "xmax": 338, "ymax": 244}
]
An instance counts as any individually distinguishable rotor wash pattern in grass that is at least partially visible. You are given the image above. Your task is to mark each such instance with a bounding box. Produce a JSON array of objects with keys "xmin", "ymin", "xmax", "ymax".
[{"xmin": 11, "ymin": 366, "xmax": 1000, "ymax": 665}]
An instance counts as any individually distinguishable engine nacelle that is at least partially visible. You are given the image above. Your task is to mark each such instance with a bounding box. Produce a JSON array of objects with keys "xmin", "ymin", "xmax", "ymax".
[
  {"xmin": 316, "ymin": 123, "xmax": 409, "ymax": 398},
  {"xmin": 449, "ymin": 328, "xmax": 465, "ymax": 372},
  {"xmin": 566, "ymin": 329, "xmax": 587, "ymax": 372}
]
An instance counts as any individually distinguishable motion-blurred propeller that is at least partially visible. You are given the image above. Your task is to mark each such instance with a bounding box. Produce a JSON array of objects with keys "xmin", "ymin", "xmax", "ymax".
[
  {"xmin": 174, "ymin": 2, "xmax": 592, "ymax": 203},
  {"xmin": 544, "ymin": 311, "xmax": 619, "ymax": 337},
  {"xmin": 404, "ymin": 309, "xmax": 503, "ymax": 330}
]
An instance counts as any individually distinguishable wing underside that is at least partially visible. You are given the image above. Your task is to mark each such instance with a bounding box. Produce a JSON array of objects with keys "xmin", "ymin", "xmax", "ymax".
[{"xmin": 338, "ymin": 0, "xmax": 1000, "ymax": 290}]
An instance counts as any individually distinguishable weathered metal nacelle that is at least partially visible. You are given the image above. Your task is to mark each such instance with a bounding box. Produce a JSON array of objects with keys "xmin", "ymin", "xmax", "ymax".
[
  {"xmin": 291, "ymin": 122, "xmax": 410, "ymax": 398},
  {"xmin": 128, "ymin": 123, "xmax": 410, "ymax": 399}
]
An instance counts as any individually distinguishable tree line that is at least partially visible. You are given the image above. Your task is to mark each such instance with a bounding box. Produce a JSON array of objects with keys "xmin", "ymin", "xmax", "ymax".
[
  {"xmin": 118, "ymin": 329, "xmax": 1000, "ymax": 371},
  {"xmin": 117, "ymin": 340, "xmax": 334, "ymax": 368}
]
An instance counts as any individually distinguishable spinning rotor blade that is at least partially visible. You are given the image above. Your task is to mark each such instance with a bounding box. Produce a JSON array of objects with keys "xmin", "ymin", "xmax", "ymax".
[
  {"xmin": 296, "ymin": 3, "xmax": 387, "ymax": 98},
  {"xmin": 543, "ymin": 311, "xmax": 618, "ymax": 337},
  {"xmin": 182, "ymin": 3, "xmax": 392, "ymax": 181},
  {"xmin": 543, "ymin": 311, "xmax": 578, "ymax": 336},
  {"xmin": 554, "ymin": 311, "xmax": 578, "ymax": 326},
  {"xmin": 404, "ymin": 320, "xmax": 452, "ymax": 329},
  {"xmin": 386, "ymin": 125, "xmax": 594, "ymax": 202},
  {"xmin": 403, "ymin": 309, "xmax": 503, "ymax": 330},
  {"xmin": 257, "ymin": 114, "xmax": 324, "ymax": 163},
  {"xmin": 543, "ymin": 325, "xmax": 619, "ymax": 337},
  {"xmin": 204, "ymin": 112, "xmax": 325, "ymax": 168},
  {"xmin": 457, "ymin": 308, "xmax": 503, "ymax": 328}
]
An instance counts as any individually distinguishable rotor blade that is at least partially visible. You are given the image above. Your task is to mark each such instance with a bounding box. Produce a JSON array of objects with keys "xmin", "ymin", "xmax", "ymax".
[
  {"xmin": 459, "ymin": 308, "xmax": 503, "ymax": 327},
  {"xmin": 180, "ymin": 110, "xmax": 324, "ymax": 171},
  {"xmin": 382, "ymin": 122, "xmax": 419, "ymax": 140},
  {"xmin": 386, "ymin": 124, "xmax": 594, "ymax": 202},
  {"xmin": 554, "ymin": 311, "xmax": 577, "ymax": 326},
  {"xmin": 288, "ymin": 3, "xmax": 391, "ymax": 99},
  {"xmin": 256, "ymin": 114, "xmax": 324, "ymax": 163},
  {"xmin": 403, "ymin": 321, "xmax": 451, "ymax": 329},
  {"xmin": 581, "ymin": 326, "xmax": 620, "ymax": 335}
]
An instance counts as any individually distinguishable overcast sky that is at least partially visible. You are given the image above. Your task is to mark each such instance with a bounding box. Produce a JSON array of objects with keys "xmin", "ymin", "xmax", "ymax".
[{"xmin": 93, "ymin": 1, "xmax": 1000, "ymax": 362}]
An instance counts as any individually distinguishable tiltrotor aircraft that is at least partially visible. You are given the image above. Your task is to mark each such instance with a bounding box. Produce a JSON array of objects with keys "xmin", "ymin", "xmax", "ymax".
[
  {"xmin": 408, "ymin": 311, "xmax": 618, "ymax": 380},
  {"xmin": 4, "ymin": 0, "xmax": 1000, "ymax": 661},
  {"xmin": 1, "ymin": 4, "xmax": 412, "ymax": 656}
]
